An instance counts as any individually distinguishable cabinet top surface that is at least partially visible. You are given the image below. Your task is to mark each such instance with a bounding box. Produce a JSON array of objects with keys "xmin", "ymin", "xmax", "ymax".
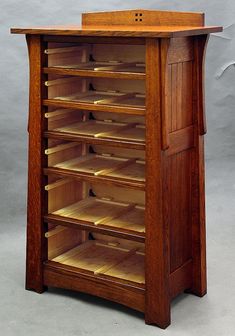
[{"xmin": 11, "ymin": 9, "xmax": 222, "ymax": 37}]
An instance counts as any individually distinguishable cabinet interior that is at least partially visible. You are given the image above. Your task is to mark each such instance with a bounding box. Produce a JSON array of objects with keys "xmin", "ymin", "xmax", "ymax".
[{"xmin": 44, "ymin": 41, "xmax": 146, "ymax": 286}]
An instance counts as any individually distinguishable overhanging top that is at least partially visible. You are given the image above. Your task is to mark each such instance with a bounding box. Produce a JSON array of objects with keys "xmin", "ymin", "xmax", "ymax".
[{"xmin": 11, "ymin": 9, "xmax": 222, "ymax": 37}]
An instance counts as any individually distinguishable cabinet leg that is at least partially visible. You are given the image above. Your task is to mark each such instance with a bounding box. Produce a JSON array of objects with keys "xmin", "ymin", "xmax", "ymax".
[
  {"xmin": 190, "ymin": 138, "xmax": 207, "ymax": 297},
  {"xmin": 145, "ymin": 304, "xmax": 171, "ymax": 329},
  {"xmin": 25, "ymin": 34, "xmax": 47, "ymax": 296},
  {"xmin": 25, "ymin": 283, "xmax": 47, "ymax": 294},
  {"xmin": 25, "ymin": 243, "xmax": 47, "ymax": 294}
]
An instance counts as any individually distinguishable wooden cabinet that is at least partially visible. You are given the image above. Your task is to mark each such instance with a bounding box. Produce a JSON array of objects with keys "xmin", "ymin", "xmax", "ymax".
[{"xmin": 11, "ymin": 9, "xmax": 222, "ymax": 329}]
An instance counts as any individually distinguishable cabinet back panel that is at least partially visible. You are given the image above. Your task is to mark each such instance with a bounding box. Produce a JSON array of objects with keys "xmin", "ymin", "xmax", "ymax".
[
  {"xmin": 92, "ymin": 44, "xmax": 145, "ymax": 63},
  {"xmin": 48, "ymin": 180, "xmax": 83, "ymax": 213},
  {"xmin": 47, "ymin": 227, "xmax": 83, "ymax": 259},
  {"xmin": 92, "ymin": 184, "xmax": 145, "ymax": 205}
]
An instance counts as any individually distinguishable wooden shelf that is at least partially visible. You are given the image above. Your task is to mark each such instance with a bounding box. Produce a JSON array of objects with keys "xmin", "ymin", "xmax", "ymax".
[
  {"xmin": 50, "ymin": 119, "xmax": 145, "ymax": 142},
  {"xmin": 43, "ymin": 90, "xmax": 145, "ymax": 115},
  {"xmin": 49, "ymin": 152, "xmax": 145, "ymax": 182},
  {"xmin": 52, "ymin": 90, "xmax": 145, "ymax": 107},
  {"xmin": 50, "ymin": 239, "xmax": 145, "ymax": 284},
  {"xmin": 44, "ymin": 61, "xmax": 146, "ymax": 80},
  {"xmin": 44, "ymin": 130, "xmax": 145, "ymax": 150},
  {"xmin": 47, "ymin": 196, "xmax": 145, "ymax": 234}
]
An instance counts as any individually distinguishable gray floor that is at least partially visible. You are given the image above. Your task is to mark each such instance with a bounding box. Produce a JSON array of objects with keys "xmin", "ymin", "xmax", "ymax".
[{"xmin": 0, "ymin": 158, "xmax": 234, "ymax": 336}]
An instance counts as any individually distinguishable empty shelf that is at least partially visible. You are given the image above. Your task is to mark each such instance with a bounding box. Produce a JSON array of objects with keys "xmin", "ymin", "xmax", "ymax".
[
  {"xmin": 54, "ymin": 120, "xmax": 127, "ymax": 137},
  {"xmin": 44, "ymin": 61, "xmax": 146, "ymax": 80},
  {"xmin": 105, "ymin": 160, "xmax": 145, "ymax": 182},
  {"xmin": 51, "ymin": 61, "xmax": 145, "ymax": 73},
  {"xmin": 52, "ymin": 90, "xmax": 145, "ymax": 108},
  {"xmin": 52, "ymin": 120, "xmax": 145, "ymax": 143},
  {"xmin": 51, "ymin": 153, "xmax": 145, "ymax": 182},
  {"xmin": 51, "ymin": 239, "xmax": 145, "ymax": 284},
  {"xmin": 104, "ymin": 205, "xmax": 145, "ymax": 233},
  {"xmin": 48, "ymin": 197, "xmax": 145, "ymax": 233}
]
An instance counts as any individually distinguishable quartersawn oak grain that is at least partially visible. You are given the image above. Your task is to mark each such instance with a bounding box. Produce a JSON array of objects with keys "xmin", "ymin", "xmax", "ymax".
[
  {"xmin": 11, "ymin": 9, "xmax": 221, "ymax": 330},
  {"xmin": 25, "ymin": 35, "xmax": 47, "ymax": 293},
  {"xmin": 11, "ymin": 25, "xmax": 222, "ymax": 38}
]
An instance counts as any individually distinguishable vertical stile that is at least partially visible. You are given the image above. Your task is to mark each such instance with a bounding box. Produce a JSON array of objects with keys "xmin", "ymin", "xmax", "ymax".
[
  {"xmin": 26, "ymin": 35, "xmax": 48, "ymax": 293},
  {"xmin": 190, "ymin": 34, "xmax": 209, "ymax": 296},
  {"xmin": 145, "ymin": 38, "xmax": 170, "ymax": 328}
]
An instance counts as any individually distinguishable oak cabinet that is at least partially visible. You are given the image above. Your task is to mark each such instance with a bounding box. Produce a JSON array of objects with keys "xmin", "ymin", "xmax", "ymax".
[{"xmin": 11, "ymin": 9, "xmax": 222, "ymax": 329}]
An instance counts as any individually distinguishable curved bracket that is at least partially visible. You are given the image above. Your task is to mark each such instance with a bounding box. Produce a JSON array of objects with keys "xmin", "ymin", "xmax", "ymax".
[
  {"xmin": 194, "ymin": 35, "xmax": 209, "ymax": 136},
  {"xmin": 160, "ymin": 39, "xmax": 171, "ymax": 150}
]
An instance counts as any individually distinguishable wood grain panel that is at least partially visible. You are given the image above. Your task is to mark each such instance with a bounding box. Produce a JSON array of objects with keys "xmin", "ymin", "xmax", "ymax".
[
  {"xmin": 189, "ymin": 35, "xmax": 208, "ymax": 297},
  {"xmin": 145, "ymin": 38, "xmax": 170, "ymax": 328},
  {"xmin": 82, "ymin": 10, "xmax": 205, "ymax": 27},
  {"xmin": 182, "ymin": 61, "xmax": 193, "ymax": 127},
  {"xmin": 166, "ymin": 125, "xmax": 195, "ymax": 156},
  {"xmin": 11, "ymin": 26, "xmax": 222, "ymax": 38},
  {"xmin": 44, "ymin": 261, "xmax": 145, "ymax": 312},
  {"xmin": 168, "ymin": 61, "xmax": 193, "ymax": 132},
  {"xmin": 25, "ymin": 35, "xmax": 47, "ymax": 293},
  {"xmin": 168, "ymin": 37, "xmax": 194, "ymax": 64},
  {"xmin": 171, "ymin": 63, "xmax": 178, "ymax": 131},
  {"xmin": 164, "ymin": 150, "xmax": 192, "ymax": 272},
  {"xmin": 169, "ymin": 260, "xmax": 192, "ymax": 298}
]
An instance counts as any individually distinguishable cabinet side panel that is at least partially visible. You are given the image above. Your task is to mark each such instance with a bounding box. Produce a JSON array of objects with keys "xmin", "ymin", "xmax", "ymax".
[
  {"xmin": 165, "ymin": 150, "xmax": 192, "ymax": 272},
  {"xmin": 167, "ymin": 37, "xmax": 194, "ymax": 133},
  {"xmin": 26, "ymin": 35, "xmax": 47, "ymax": 293},
  {"xmin": 165, "ymin": 35, "xmax": 208, "ymax": 296}
]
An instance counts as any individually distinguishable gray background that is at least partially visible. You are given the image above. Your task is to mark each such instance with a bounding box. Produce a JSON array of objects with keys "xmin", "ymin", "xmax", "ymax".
[{"xmin": 0, "ymin": 0, "xmax": 235, "ymax": 335}]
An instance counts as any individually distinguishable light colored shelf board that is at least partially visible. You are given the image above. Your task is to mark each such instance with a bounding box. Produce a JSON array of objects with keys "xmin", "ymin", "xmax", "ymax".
[
  {"xmin": 104, "ymin": 206, "xmax": 145, "ymax": 233},
  {"xmin": 43, "ymin": 66, "xmax": 146, "ymax": 80},
  {"xmin": 50, "ymin": 197, "xmax": 145, "ymax": 233},
  {"xmin": 54, "ymin": 120, "xmax": 126, "ymax": 137},
  {"xmin": 52, "ymin": 90, "xmax": 145, "ymax": 108},
  {"xmin": 43, "ymin": 98, "xmax": 145, "ymax": 115},
  {"xmin": 51, "ymin": 239, "xmax": 145, "ymax": 284},
  {"xmin": 53, "ymin": 61, "xmax": 145, "ymax": 72},
  {"xmin": 53, "ymin": 120, "xmax": 145, "ymax": 143},
  {"xmin": 52, "ymin": 197, "xmax": 131, "ymax": 225},
  {"xmin": 105, "ymin": 160, "xmax": 145, "ymax": 182},
  {"xmin": 51, "ymin": 152, "xmax": 145, "ymax": 182},
  {"xmin": 102, "ymin": 124, "xmax": 145, "ymax": 142}
]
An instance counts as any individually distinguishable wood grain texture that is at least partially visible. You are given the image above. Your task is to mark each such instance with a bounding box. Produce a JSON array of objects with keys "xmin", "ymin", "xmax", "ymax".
[
  {"xmin": 165, "ymin": 150, "xmax": 192, "ymax": 272},
  {"xmin": 145, "ymin": 38, "xmax": 170, "ymax": 329},
  {"xmin": 168, "ymin": 37, "xmax": 194, "ymax": 64},
  {"xmin": 195, "ymin": 35, "xmax": 209, "ymax": 135},
  {"xmin": 160, "ymin": 38, "xmax": 170, "ymax": 150},
  {"xmin": 189, "ymin": 35, "xmax": 208, "ymax": 297},
  {"xmin": 14, "ymin": 11, "xmax": 215, "ymax": 326},
  {"xmin": 44, "ymin": 261, "xmax": 145, "ymax": 312},
  {"xmin": 25, "ymin": 35, "xmax": 47, "ymax": 293},
  {"xmin": 45, "ymin": 214, "xmax": 145, "ymax": 243},
  {"xmin": 166, "ymin": 126, "xmax": 195, "ymax": 156},
  {"xmin": 43, "ymin": 98, "xmax": 145, "ymax": 116},
  {"xmin": 11, "ymin": 26, "xmax": 222, "ymax": 38},
  {"xmin": 44, "ymin": 130, "xmax": 145, "ymax": 151},
  {"xmin": 169, "ymin": 260, "xmax": 192, "ymax": 298},
  {"xmin": 43, "ymin": 66, "xmax": 145, "ymax": 80},
  {"xmin": 11, "ymin": 10, "xmax": 222, "ymax": 37},
  {"xmin": 168, "ymin": 61, "xmax": 193, "ymax": 132},
  {"xmin": 44, "ymin": 167, "xmax": 145, "ymax": 190},
  {"xmin": 82, "ymin": 9, "xmax": 205, "ymax": 27}
]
